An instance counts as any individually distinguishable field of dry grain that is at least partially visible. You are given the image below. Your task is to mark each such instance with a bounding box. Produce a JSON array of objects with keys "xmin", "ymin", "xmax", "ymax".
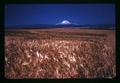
[{"xmin": 5, "ymin": 28, "xmax": 116, "ymax": 79}]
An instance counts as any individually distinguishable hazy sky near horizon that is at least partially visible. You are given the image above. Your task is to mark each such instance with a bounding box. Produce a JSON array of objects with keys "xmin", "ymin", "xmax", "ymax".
[{"xmin": 5, "ymin": 4, "xmax": 115, "ymax": 27}]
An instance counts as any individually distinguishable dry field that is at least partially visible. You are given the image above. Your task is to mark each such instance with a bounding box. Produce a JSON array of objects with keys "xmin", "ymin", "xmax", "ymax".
[{"xmin": 5, "ymin": 28, "xmax": 116, "ymax": 79}]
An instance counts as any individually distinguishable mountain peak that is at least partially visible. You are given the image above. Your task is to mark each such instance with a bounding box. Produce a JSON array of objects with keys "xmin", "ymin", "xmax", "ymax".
[
  {"xmin": 56, "ymin": 20, "xmax": 72, "ymax": 25},
  {"xmin": 61, "ymin": 20, "xmax": 71, "ymax": 24}
]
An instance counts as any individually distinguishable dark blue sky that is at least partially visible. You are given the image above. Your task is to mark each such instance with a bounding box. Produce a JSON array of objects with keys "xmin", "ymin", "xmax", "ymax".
[{"xmin": 5, "ymin": 4, "xmax": 115, "ymax": 27}]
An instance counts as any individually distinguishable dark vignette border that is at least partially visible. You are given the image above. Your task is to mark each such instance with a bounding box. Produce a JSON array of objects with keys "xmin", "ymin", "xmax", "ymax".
[{"xmin": 1, "ymin": 0, "xmax": 119, "ymax": 83}]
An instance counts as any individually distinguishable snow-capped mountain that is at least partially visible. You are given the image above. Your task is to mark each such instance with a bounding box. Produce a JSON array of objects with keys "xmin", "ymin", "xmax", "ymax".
[{"xmin": 56, "ymin": 20, "xmax": 76, "ymax": 25}]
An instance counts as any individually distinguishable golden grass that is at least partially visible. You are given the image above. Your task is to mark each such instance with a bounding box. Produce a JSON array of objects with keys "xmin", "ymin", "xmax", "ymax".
[{"xmin": 5, "ymin": 28, "xmax": 115, "ymax": 79}]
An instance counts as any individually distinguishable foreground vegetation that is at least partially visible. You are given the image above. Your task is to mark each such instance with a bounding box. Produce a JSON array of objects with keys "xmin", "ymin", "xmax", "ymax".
[{"xmin": 5, "ymin": 29, "xmax": 115, "ymax": 79}]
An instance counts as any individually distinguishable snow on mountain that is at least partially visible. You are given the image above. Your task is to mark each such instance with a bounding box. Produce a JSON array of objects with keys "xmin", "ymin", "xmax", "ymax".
[
  {"xmin": 56, "ymin": 20, "xmax": 74, "ymax": 25},
  {"xmin": 61, "ymin": 20, "xmax": 71, "ymax": 24}
]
